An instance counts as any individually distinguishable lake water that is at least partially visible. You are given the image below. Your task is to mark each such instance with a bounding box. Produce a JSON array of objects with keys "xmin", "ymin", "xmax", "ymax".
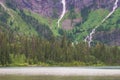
[
  {"xmin": 0, "ymin": 76, "xmax": 120, "ymax": 80},
  {"xmin": 0, "ymin": 67, "xmax": 120, "ymax": 80}
]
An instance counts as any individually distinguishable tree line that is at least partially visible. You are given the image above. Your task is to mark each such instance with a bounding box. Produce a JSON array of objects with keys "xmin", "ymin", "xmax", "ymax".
[{"xmin": 0, "ymin": 30, "xmax": 120, "ymax": 66}]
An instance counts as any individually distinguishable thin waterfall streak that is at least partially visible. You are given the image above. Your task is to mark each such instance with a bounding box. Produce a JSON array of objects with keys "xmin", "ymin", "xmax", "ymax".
[
  {"xmin": 57, "ymin": 0, "xmax": 66, "ymax": 27},
  {"xmin": 85, "ymin": 0, "xmax": 119, "ymax": 47},
  {"xmin": 0, "ymin": 2, "xmax": 7, "ymax": 10},
  {"xmin": 102, "ymin": 0, "xmax": 119, "ymax": 23},
  {"xmin": 0, "ymin": 2, "xmax": 14, "ymax": 21}
]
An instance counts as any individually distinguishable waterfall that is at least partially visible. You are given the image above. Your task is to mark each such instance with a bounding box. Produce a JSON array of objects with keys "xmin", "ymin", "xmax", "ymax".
[
  {"xmin": 0, "ymin": 2, "xmax": 7, "ymax": 10},
  {"xmin": 0, "ymin": 2, "xmax": 14, "ymax": 21},
  {"xmin": 57, "ymin": 0, "xmax": 66, "ymax": 27},
  {"xmin": 85, "ymin": 0, "xmax": 119, "ymax": 47}
]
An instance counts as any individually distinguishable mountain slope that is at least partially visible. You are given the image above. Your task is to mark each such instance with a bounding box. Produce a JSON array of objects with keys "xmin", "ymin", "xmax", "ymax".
[
  {"xmin": 0, "ymin": 0, "xmax": 120, "ymax": 45},
  {"xmin": 0, "ymin": 1, "xmax": 54, "ymax": 40}
]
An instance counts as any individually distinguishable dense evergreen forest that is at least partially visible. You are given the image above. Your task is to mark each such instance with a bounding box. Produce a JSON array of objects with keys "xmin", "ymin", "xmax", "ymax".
[{"xmin": 0, "ymin": 30, "xmax": 120, "ymax": 66}]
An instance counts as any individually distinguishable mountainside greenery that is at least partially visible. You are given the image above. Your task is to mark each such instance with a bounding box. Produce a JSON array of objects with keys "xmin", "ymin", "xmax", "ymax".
[
  {"xmin": 97, "ymin": 8, "xmax": 120, "ymax": 31},
  {"xmin": 1, "ymin": 1, "xmax": 120, "ymax": 42},
  {"xmin": 65, "ymin": 9, "xmax": 109, "ymax": 41},
  {"xmin": 0, "ymin": 2, "xmax": 120, "ymax": 66}
]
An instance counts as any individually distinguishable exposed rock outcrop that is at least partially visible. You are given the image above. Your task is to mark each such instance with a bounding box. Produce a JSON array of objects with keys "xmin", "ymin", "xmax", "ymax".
[
  {"xmin": 5, "ymin": 0, "xmax": 120, "ymax": 17},
  {"xmin": 94, "ymin": 29, "xmax": 120, "ymax": 46}
]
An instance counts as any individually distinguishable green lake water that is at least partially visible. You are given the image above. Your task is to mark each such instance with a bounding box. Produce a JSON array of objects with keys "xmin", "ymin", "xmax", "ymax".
[{"xmin": 0, "ymin": 76, "xmax": 120, "ymax": 80}]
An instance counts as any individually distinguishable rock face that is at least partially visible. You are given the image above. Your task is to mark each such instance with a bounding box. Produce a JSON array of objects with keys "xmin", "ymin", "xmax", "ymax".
[
  {"xmin": 1, "ymin": 0, "xmax": 120, "ymax": 45},
  {"xmin": 8, "ymin": 0, "xmax": 62, "ymax": 17},
  {"xmin": 94, "ymin": 29, "xmax": 120, "ymax": 46},
  {"xmin": 6, "ymin": 0, "xmax": 120, "ymax": 17}
]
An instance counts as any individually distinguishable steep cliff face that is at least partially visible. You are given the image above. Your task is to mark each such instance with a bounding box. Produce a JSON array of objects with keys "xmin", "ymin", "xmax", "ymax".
[
  {"xmin": 94, "ymin": 29, "xmax": 120, "ymax": 46},
  {"xmin": 66, "ymin": 0, "xmax": 116, "ymax": 10},
  {"xmin": 6, "ymin": 0, "xmax": 120, "ymax": 17},
  {"xmin": 6, "ymin": 0, "xmax": 62, "ymax": 17}
]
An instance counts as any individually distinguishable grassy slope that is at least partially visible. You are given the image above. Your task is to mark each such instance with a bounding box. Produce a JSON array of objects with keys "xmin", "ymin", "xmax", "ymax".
[
  {"xmin": 53, "ymin": 8, "xmax": 110, "ymax": 41},
  {"xmin": 75, "ymin": 8, "xmax": 120, "ymax": 41},
  {"xmin": 1, "ymin": 4, "xmax": 120, "ymax": 42},
  {"xmin": 75, "ymin": 9, "xmax": 109, "ymax": 41},
  {"xmin": 23, "ymin": 9, "xmax": 60, "ymax": 36},
  {"xmin": 6, "ymin": 8, "xmax": 59, "ymax": 37},
  {"xmin": 6, "ymin": 9, "xmax": 38, "ymax": 36},
  {"xmin": 97, "ymin": 8, "xmax": 120, "ymax": 31},
  {"xmin": 0, "ymin": 3, "xmax": 60, "ymax": 37}
]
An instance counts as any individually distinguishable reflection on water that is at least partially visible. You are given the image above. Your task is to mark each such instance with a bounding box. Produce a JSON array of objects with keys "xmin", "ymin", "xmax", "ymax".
[{"xmin": 0, "ymin": 76, "xmax": 120, "ymax": 80}]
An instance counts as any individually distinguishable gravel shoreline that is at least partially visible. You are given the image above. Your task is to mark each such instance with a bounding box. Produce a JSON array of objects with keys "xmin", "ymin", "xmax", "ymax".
[{"xmin": 0, "ymin": 67, "xmax": 120, "ymax": 76}]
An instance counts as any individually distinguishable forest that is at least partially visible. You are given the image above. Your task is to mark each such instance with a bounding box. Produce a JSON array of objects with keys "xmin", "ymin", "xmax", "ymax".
[{"xmin": 0, "ymin": 29, "xmax": 120, "ymax": 66}]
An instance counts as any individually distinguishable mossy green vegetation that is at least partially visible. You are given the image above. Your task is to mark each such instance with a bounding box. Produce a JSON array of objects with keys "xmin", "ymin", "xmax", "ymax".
[
  {"xmin": 10, "ymin": 10, "xmax": 38, "ymax": 36},
  {"xmin": 97, "ymin": 8, "xmax": 120, "ymax": 31},
  {"xmin": 4, "ymin": 0, "xmax": 120, "ymax": 43},
  {"xmin": 66, "ymin": 9, "xmax": 109, "ymax": 41},
  {"xmin": 2, "ymin": 2, "xmax": 120, "ymax": 42}
]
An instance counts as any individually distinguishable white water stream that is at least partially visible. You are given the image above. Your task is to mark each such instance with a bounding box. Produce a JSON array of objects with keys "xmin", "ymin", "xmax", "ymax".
[
  {"xmin": 57, "ymin": 0, "xmax": 66, "ymax": 27},
  {"xmin": 0, "ymin": 2, "xmax": 14, "ymax": 21},
  {"xmin": 85, "ymin": 0, "xmax": 119, "ymax": 47}
]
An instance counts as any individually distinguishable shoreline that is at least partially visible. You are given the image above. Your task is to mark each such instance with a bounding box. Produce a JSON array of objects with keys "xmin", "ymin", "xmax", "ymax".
[{"xmin": 0, "ymin": 67, "xmax": 120, "ymax": 76}]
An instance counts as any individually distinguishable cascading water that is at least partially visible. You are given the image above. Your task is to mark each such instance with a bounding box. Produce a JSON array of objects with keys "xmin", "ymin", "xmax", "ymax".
[
  {"xmin": 0, "ymin": 2, "xmax": 7, "ymax": 10},
  {"xmin": 0, "ymin": 2, "xmax": 14, "ymax": 21},
  {"xmin": 85, "ymin": 0, "xmax": 119, "ymax": 47},
  {"xmin": 57, "ymin": 0, "xmax": 66, "ymax": 27}
]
